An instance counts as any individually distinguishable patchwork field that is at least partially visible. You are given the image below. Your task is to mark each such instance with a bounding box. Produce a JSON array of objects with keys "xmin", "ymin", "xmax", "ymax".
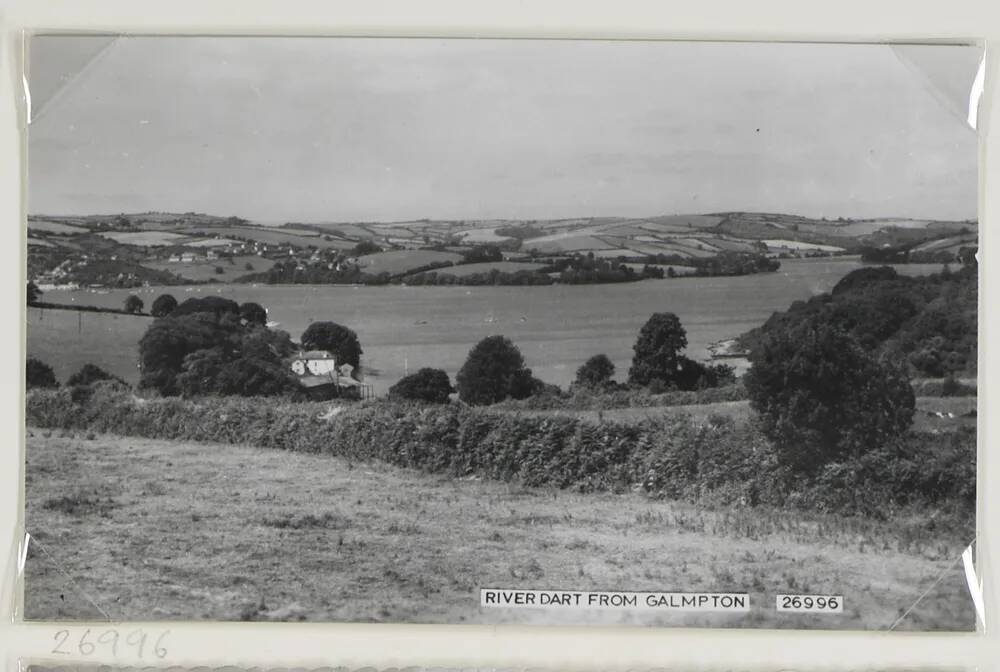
[
  {"xmin": 97, "ymin": 231, "xmax": 188, "ymax": 246},
  {"xmin": 145, "ymin": 256, "xmax": 277, "ymax": 283},
  {"xmin": 195, "ymin": 227, "xmax": 352, "ymax": 249},
  {"xmin": 356, "ymin": 250, "xmax": 464, "ymax": 275},
  {"xmin": 23, "ymin": 430, "xmax": 973, "ymax": 628},
  {"xmin": 27, "ymin": 220, "xmax": 90, "ymax": 235},
  {"xmin": 432, "ymin": 261, "xmax": 549, "ymax": 277}
]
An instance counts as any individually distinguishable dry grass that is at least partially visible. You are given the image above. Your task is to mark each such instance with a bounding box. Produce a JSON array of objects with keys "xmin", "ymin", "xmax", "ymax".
[{"xmin": 24, "ymin": 430, "xmax": 973, "ymax": 629}]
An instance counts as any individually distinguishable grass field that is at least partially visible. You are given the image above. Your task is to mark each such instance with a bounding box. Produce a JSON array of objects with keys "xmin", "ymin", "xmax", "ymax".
[
  {"xmin": 23, "ymin": 430, "xmax": 973, "ymax": 628},
  {"xmin": 27, "ymin": 220, "xmax": 90, "ymax": 235},
  {"xmin": 26, "ymin": 307, "xmax": 148, "ymax": 386},
  {"xmin": 495, "ymin": 397, "xmax": 976, "ymax": 433},
  {"xmin": 356, "ymin": 250, "xmax": 464, "ymax": 275},
  {"xmin": 146, "ymin": 256, "xmax": 276, "ymax": 282},
  {"xmin": 200, "ymin": 226, "xmax": 351, "ymax": 249},
  {"xmin": 97, "ymin": 231, "xmax": 189, "ymax": 246},
  {"xmin": 433, "ymin": 261, "xmax": 548, "ymax": 277}
]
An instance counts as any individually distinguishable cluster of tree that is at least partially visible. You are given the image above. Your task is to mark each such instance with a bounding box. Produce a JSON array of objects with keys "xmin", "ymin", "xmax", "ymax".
[
  {"xmin": 557, "ymin": 258, "xmax": 665, "ymax": 284},
  {"xmin": 861, "ymin": 243, "xmax": 977, "ymax": 266},
  {"xmin": 405, "ymin": 269, "xmax": 555, "ymax": 286},
  {"xmin": 687, "ymin": 252, "xmax": 780, "ymax": 277},
  {"xmin": 461, "ymin": 245, "xmax": 504, "ymax": 264},
  {"xmin": 26, "ymin": 358, "xmax": 125, "ymax": 391},
  {"xmin": 352, "ymin": 240, "xmax": 383, "ymax": 256},
  {"xmin": 137, "ymin": 295, "xmax": 364, "ymax": 399},
  {"xmin": 569, "ymin": 313, "xmax": 735, "ymax": 394},
  {"xmin": 741, "ymin": 264, "xmax": 977, "ymax": 377},
  {"xmin": 139, "ymin": 301, "xmax": 300, "ymax": 398},
  {"xmin": 243, "ymin": 261, "xmax": 393, "ymax": 286}
]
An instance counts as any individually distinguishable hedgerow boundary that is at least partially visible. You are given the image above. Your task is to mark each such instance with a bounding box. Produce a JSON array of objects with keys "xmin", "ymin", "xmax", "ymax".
[{"xmin": 25, "ymin": 384, "xmax": 975, "ymax": 522}]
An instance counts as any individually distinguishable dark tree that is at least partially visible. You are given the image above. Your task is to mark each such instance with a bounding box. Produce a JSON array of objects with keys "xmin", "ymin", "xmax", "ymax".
[
  {"xmin": 239, "ymin": 301, "xmax": 268, "ymax": 326},
  {"xmin": 352, "ymin": 240, "xmax": 383, "ymax": 256},
  {"xmin": 171, "ymin": 296, "xmax": 241, "ymax": 319},
  {"xmin": 574, "ymin": 354, "xmax": 615, "ymax": 389},
  {"xmin": 26, "ymin": 358, "xmax": 59, "ymax": 389},
  {"xmin": 124, "ymin": 294, "xmax": 144, "ymax": 314},
  {"xmin": 67, "ymin": 363, "xmax": 126, "ymax": 387},
  {"xmin": 301, "ymin": 321, "xmax": 363, "ymax": 371},
  {"xmin": 462, "ymin": 245, "xmax": 504, "ymax": 264},
  {"xmin": 150, "ymin": 294, "xmax": 178, "ymax": 317},
  {"xmin": 27, "ymin": 281, "xmax": 41, "ymax": 306},
  {"xmin": 456, "ymin": 335, "xmax": 535, "ymax": 405},
  {"xmin": 628, "ymin": 312, "xmax": 689, "ymax": 387},
  {"xmin": 388, "ymin": 368, "xmax": 455, "ymax": 403},
  {"xmin": 139, "ymin": 312, "xmax": 298, "ymax": 397},
  {"xmin": 744, "ymin": 320, "xmax": 915, "ymax": 473},
  {"xmin": 831, "ymin": 266, "xmax": 899, "ymax": 295},
  {"xmin": 139, "ymin": 313, "xmax": 241, "ymax": 395},
  {"xmin": 175, "ymin": 340, "xmax": 300, "ymax": 398}
]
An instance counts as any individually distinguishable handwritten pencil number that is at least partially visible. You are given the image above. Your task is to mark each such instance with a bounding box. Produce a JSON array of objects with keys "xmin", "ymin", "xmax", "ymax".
[
  {"xmin": 50, "ymin": 628, "xmax": 169, "ymax": 659},
  {"xmin": 51, "ymin": 630, "xmax": 71, "ymax": 655}
]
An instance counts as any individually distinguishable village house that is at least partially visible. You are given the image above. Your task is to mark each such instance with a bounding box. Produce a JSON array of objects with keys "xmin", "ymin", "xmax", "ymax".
[{"xmin": 288, "ymin": 350, "xmax": 372, "ymax": 400}]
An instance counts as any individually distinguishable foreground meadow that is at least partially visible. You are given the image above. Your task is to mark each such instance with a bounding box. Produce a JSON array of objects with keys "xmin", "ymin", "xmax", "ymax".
[{"xmin": 24, "ymin": 430, "xmax": 973, "ymax": 629}]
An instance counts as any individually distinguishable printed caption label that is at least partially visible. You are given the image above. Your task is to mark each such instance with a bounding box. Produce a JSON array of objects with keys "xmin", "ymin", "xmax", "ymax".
[
  {"xmin": 776, "ymin": 594, "xmax": 844, "ymax": 613},
  {"xmin": 481, "ymin": 589, "xmax": 750, "ymax": 612}
]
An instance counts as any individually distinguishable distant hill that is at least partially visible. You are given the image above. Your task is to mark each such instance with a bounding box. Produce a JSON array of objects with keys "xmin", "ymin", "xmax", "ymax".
[{"xmin": 26, "ymin": 210, "xmax": 977, "ymax": 286}]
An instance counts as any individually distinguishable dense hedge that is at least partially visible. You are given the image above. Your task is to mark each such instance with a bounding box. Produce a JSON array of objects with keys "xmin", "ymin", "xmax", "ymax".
[
  {"xmin": 494, "ymin": 383, "xmax": 748, "ymax": 411},
  {"xmin": 26, "ymin": 385, "xmax": 974, "ymax": 521}
]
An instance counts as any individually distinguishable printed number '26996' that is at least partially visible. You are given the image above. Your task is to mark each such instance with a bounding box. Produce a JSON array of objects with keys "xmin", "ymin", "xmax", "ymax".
[
  {"xmin": 776, "ymin": 595, "xmax": 843, "ymax": 613},
  {"xmin": 52, "ymin": 629, "xmax": 169, "ymax": 659}
]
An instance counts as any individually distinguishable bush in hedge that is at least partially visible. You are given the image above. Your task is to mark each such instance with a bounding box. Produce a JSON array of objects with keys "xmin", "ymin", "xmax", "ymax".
[
  {"xmin": 388, "ymin": 368, "xmax": 455, "ymax": 403},
  {"xmin": 67, "ymin": 363, "xmax": 127, "ymax": 388},
  {"xmin": 456, "ymin": 335, "xmax": 536, "ymax": 405},
  {"xmin": 26, "ymin": 358, "xmax": 58, "ymax": 389},
  {"xmin": 574, "ymin": 354, "xmax": 616, "ymax": 389}
]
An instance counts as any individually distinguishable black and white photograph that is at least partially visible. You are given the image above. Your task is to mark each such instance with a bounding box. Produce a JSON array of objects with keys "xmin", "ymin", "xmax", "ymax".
[{"xmin": 22, "ymin": 36, "xmax": 980, "ymax": 629}]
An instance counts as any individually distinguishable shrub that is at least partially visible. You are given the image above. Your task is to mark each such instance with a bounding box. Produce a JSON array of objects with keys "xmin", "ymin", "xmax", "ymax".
[
  {"xmin": 574, "ymin": 354, "xmax": 615, "ymax": 389},
  {"xmin": 150, "ymin": 294, "xmax": 178, "ymax": 317},
  {"xmin": 744, "ymin": 320, "xmax": 915, "ymax": 473},
  {"xmin": 26, "ymin": 358, "xmax": 58, "ymax": 389},
  {"xmin": 352, "ymin": 240, "xmax": 383, "ymax": 256},
  {"xmin": 301, "ymin": 322, "xmax": 363, "ymax": 371},
  {"xmin": 388, "ymin": 368, "xmax": 454, "ymax": 403},
  {"xmin": 67, "ymin": 364, "xmax": 126, "ymax": 388},
  {"xmin": 124, "ymin": 294, "xmax": 144, "ymax": 314},
  {"xmin": 456, "ymin": 335, "xmax": 535, "ymax": 405}
]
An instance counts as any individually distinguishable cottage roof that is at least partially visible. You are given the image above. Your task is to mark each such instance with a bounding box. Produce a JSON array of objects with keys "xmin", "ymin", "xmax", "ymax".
[{"xmin": 296, "ymin": 350, "xmax": 335, "ymax": 360}]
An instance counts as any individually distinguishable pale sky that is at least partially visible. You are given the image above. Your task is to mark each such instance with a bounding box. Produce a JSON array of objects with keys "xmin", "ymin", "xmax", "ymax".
[{"xmin": 27, "ymin": 37, "xmax": 981, "ymax": 223}]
